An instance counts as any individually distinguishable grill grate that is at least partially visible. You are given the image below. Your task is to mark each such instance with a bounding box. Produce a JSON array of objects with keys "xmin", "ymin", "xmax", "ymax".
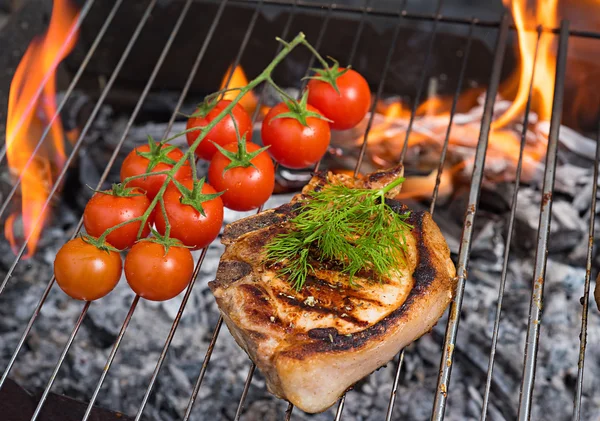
[{"xmin": 0, "ymin": 0, "xmax": 597, "ymax": 420}]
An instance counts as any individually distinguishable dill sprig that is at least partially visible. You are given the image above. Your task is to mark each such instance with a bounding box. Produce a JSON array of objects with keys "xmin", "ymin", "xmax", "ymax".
[{"xmin": 265, "ymin": 177, "xmax": 412, "ymax": 290}]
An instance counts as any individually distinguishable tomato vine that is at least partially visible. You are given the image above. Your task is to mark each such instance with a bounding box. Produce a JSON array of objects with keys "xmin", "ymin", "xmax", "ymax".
[{"xmin": 55, "ymin": 32, "xmax": 371, "ymax": 301}]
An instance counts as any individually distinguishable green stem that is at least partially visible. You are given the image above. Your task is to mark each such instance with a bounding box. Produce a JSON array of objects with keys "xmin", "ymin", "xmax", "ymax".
[
  {"xmin": 189, "ymin": 153, "xmax": 198, "ymax": 182},
  {"xmin": 206, "ymin": 86, "xmax": 243, "ymax": 101},
  {"xmin": 301, "ymin": 39, "xmax": 330, "ymax": 69},
  {"xmin": 380, "ymin": 176, "xmax": 406, "ymax": 196},
  {"xmin": 267, "ymin": 76, "xmax": 297, "ymax": 104},
  {"xmin": 159, "ymin": 197, "xmax": 170, "ymax": 237},
  {"xmin": 98, "ymin": 216, "xmax": 144, "ymax": 243},
  {"xmin": 122, "ymin": 170, "xmax": 171, "ymax": 184},
  {"xmin": 162, "ymin": 126, "xmax": 208, "ymax": 144},
  {"xmin": 229, "ymin": 110, "xmax": 241, "ymax": 142},
  {"xmin": 93, "ymin": 32, "xmax": 309, "ymax": 245}
]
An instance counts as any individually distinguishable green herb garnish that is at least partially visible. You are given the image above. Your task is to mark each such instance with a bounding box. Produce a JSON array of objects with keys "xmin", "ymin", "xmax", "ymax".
[{"xmin": 265, "ymin": 176, "xmax": 412, "ymax": 290}]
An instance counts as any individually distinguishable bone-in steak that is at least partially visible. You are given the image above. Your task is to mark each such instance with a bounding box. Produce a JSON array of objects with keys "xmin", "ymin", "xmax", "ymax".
[{"xmin": 209, "ymin": 166, "xmax": 457, "ymax": 413}]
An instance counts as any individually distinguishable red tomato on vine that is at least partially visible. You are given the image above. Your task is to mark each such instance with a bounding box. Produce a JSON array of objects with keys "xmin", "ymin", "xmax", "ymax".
[
  {"xmin": 124, "ymin": 238, "xmax": 194, "ymax": 302},
  {"xmin": 306, "ymin": 62, "xmax": 371, "ymax": 131},
  {"xmin": 120, "ymin": 139, "xmax": 192, "ymax": 199},
  {"xmin": 155, "ymin": 178, "xmax": 224, "ymax": 250},
  {"xmin": 186, "ymin": 99, "xmax": 253, "ymax": 161},
  {"xmin": 261, "ymin": 92, "xmax": 331, "ymax": 169},
  {"xmin": 83, "ymin": 185, "xmax": 154, "ymax": 250},
  {"xmin": 208, "ymin": 136, "xmax": 274, "ymax": 211},
  {"xmin": 54, "ymin": 237, "xmax": 122, "ymax": 301}
]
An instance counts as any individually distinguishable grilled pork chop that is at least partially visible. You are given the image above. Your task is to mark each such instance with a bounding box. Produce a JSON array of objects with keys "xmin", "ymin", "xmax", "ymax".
[{"xmin": 209, "ymin": 166, "xmax": 457, "ymax": 413}]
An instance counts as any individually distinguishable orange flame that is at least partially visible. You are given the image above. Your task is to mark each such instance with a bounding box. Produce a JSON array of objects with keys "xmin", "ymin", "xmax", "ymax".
[
  {"xmin": 5, "ymin": 0, "xmax": 80, "ymax": 258},
  {"xmin": 346, "ymin": 1, "xmax": 563, "ymax": 200},
  {"xmin": 494, "ymin": 0, "xmax": 558, "ymax": 129},
  {"xmin": 219, "ymin": 64, "xmax": 259, "ymax": 115}
]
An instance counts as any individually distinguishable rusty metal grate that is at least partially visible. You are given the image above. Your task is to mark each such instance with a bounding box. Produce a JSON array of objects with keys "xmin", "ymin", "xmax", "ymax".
[{"xmin": 0, "ymin": 0, "xmax": 597, "ymax": 420}]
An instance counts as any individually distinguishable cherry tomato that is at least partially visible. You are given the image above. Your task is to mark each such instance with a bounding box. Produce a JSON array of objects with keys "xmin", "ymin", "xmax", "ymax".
[
  {"xmin": 186, "ymin": 99, "xmax": 253, "ymax": 161},
  {"xmin": 307, "ymin": 68, "xmax": 371, "ymax": 130},
  {"xmin": 155, "ymin": 179, "xmax": 224, "ymax": 250},
  {"xmin": 208, "ymin": 141, "xmax": 274, "ymax": 211},
  {"xmin": 124, "ymin": 241, "xmax": 194, "ymax": 301},
  {"xmin": 120, "ymin": 142, "xmax": 192, "ymax": 199},
  {"xmin": 83, "ymin": 187, "xmax": 154, "ymax": 250},
  {"xmin": 54, "ymin": 238, "xmax": 122, "ymax": 301},
  {"xmin": 261, "ymin": 102, "xmax": 331, "ymax": 169}
]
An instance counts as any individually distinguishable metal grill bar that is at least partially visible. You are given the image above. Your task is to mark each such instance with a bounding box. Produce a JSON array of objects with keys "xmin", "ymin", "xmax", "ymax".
[
  {"xmin": 12, "ymin": 2, "xmax": 195, "ymax": 418},
  {"xmin": 346, "ymin": 0, "xmax": 371, "ymax": 66},
  {"xmin": 222, "ymin": 0, "xmax": 264, "ymax": 91},
  {"xmin": 397, "ymin": 0, "xmax": 443, "ymax": 166},
  {"xmin": 2, "ymin": 1, "xmax": 593, "ymax": 419},
  {"xmin": 229, "ymin": 0, "xmax": 600, "ymax": 39},
  {"xmin": 234, "ymin": 364, "xmax": 256, "ymax": 421},
  {"xmin": 284, "ymin": 402, "xmax": 294, "ymax": 421},
  {"xmin": 333, "ymin": 395, "xmax": 346, "ymax": 421},
  {"xmin": 353, "ymin": 0, "xmax": 406, "ymax": 178},
  {"xmin": 0, "ymin": 0, "xmax": 121, "ymax": 220},
  {"xmin": 29, "ymin": 303, "xmax": 91, "ymax": 421},
  {"xmin": 231, "ymin": 3, "xmax": 336, "ymax": 416},
  {"xmin": 429, "ymin": 21, "xmax": 474, "ymax": 216},
  {"xmin": 517, "ymin": 20, "xmax": 570, "ymax": 421},
  {"xmin": 134, "ymin": 247, "xmax": 207, "ymax": 420},
  {"xmin": 0, "ymin": 0, "xmax": 160, "ymax": 389},
  {"xmin": 335, "ymin": 1, "xmax": 408, "ymax": 416},
  {"xmin": 0, "ymin": 0, "xmax": 95, "ymax": 163},
  {"xmin": 132, "ymin": 0, "xmax": 287, "ymax": 417},
  {"xmin": 298, "ymin": 2, "xmax": 332, "ymax": 96},
  {"xmin": 0, "ymin": 0, "xmax": 159, "ymax": 296},
  {"xmin": 431, "ymin": 13, "xmax": 510, "ymax": 421},
  {"xmin": 382, "ymin": 0, "xmax": 447, "ymax": 416},
  {"xmin": 249, "ymin": 0, "xmax": 298, "ymax": 125},
  {"xmin": 0, "ymin": 0, "xmax": 121, "ymax": 374},
  {"xmin": 181, "ymin": 2, "xmax": 298, "ymax": 417},
  {"xmin": 80, "ymin": 0, "xmax": 232, "ymax": 416},
  {"xmin": 479, "ymin": 25, "xmax": 542, "ymax": 421},
  {"xmin": 82, "ymin": 296, "xmax": 140, "ymax": 420},
  {"xmin": 572, "ymin": 116, "xmax": 600, "ymax": 421}
]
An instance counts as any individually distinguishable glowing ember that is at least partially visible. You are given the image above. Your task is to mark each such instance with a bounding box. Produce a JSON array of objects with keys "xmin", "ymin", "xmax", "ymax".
[{"xmin": 4, "ymin": 0, "xmax": 80, "ymax": 258}]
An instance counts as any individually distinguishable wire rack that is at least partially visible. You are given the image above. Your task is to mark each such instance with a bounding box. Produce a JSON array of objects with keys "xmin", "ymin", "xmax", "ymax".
[{"xmin": 0, "ymin": 1, "xmax": 597, "ymax": 420}]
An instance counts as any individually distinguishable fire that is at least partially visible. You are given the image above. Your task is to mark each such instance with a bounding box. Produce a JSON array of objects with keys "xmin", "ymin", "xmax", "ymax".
[
  {"xmin": 219, "ymin": 64, "xmax": 259, "ymax": 115},
  {"xmin": 494, "ymin": 0, "xmax": 558, "ymax": 129},
  {"xmin": 4, "ymin": 0, "xmax": 80, "ymax": 258},
  {"xmin": 343, "ymin": 0, "xmax": 561, "ymax": 200}
]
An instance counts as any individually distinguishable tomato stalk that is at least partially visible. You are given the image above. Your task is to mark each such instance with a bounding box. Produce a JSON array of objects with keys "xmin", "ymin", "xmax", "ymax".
[
  {"xmin": 298, "ymin": 38, "xmax": 331, "ymax": 70},
  {"xmin": 86, "ymin": 183, "xmax": 146, "ymax": 197},
  {"xmin": 130, "ymin": 33, "xmax": 309, "ymax": 236},
  {"xmin": 300, "ymin": 39, "xmax": 350, "ymax": 96},
  {"xmin": 121, "ymin": 170, "xmax": 171, "ymax": 184},
  {"xmin": 174, "ymin": 177, "xmax": 224, "ymax": 216},
  {"xmin": 267, "ymin": 89, "xmax": 332, "ymax": 127},
  {"xmin": 95, "ymin": 216, "xmax": 143, "ymax": 246},
  {"xmin": 159, "ymin": 197, "xmax": 170, "ymax": 238},
  {"xmin": 91, "ymin": 32, "xmax": 331, "ymax": 246},
  {"xmin": 266, "ymin": 76, "xmax": 297, "ymax": 104},
  {"xmin": 210, "ymin": 110, "xmax": 270, "ymax": 175}
]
